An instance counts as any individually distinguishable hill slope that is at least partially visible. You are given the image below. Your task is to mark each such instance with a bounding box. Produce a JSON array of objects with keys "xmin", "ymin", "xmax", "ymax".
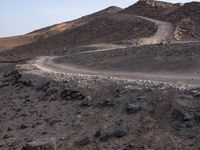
[
  {"xmin": 0, "ymin": 14, "xmax": 157, "ymax": 61},
  {"xmin": 0, "ymin": 6, "xmax": 122, "ymax": 52},
  {"xmin": 121, "ymin": 0, "xmax": 200, "ymax": 41}
]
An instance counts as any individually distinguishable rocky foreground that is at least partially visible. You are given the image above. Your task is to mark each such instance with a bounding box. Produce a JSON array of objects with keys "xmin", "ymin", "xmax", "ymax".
[{"xmin": 0, "ymin": 65, "xmax": 200, "ymax": 150}]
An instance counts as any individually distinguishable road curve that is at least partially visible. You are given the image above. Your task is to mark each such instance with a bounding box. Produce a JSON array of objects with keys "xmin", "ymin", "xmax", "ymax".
[
  {"xmin": 31, "ymin": 16, "xmax": 195, "ymax": 88},
  {"xmin": 104, "ymin": 14, "xmax": 175, "ymax": 45},
  {"xmin": 136, "ymin": 15, "xmax": 174, "ymax": 45},
  {"xmin": 32, "ymin": 53, "xmax": 200, "ymax": 88}
]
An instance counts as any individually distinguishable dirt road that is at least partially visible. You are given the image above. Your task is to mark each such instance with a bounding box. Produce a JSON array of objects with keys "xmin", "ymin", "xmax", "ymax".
[
  {"xmin": 136, "ymin": 15, "xmax": 174, "ymax": 44},
  {"xmin": 32, "ymin": 55, "xmax": 200, "ymax": 88},
  {"xmin": 31, "ymin": 16, "xmax": 199, "ymax": 88}
]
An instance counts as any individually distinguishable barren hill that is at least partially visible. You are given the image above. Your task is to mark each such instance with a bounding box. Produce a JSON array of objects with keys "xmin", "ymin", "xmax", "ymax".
[
  {"xmin": 29, "ymin": 6, "xmax": 123, "ymax": 39},
  {"xmin": 0, "ymin": 14, "xmax": 157, "ymax": 61},
  {"xmin": 121, "ymin": 0, "xmax": 200, "ymax": 41},
  {"xmin": 0, "ymin": 6, "xmax": 122, "ymax": 52},
  {"xmin": 120, "ymin": 0, "xmax": 177, "ymax": 19},
  {"xmin": 0, "ymin": 1, "xmax": 200, "ymax": 150}
]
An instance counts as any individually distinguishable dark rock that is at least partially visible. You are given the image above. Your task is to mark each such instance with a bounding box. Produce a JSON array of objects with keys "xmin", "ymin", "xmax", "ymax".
[
  {"xmin": 186, "ymin": 123, "xmax": 193, "ymax": 128},
  {"xmin": 7, "ymin": 127, "xmax": 13, "ymax": 131},
  {"xmin": 42, "ymin": 132, "xmax": 48, "ymax": 135},
  {"xmin": 194, "ymin": 92, "xmax": 200, "ymax": 98},
  {"xmin": 31, "ymin": 122, "xmax": 42, "ymax": 128},
  {"xmin": 17, "ymin": 80, "xmax": 33, "ymax": 87},
  {"xmin": 60, "ymin": 89, "xmax": 86, "ymax": 100},
  {"xmin": 71, "ymin": 91, "xmax": 82, "ymax": 99},
  {"xmin": 81, "ymin": 96, "xmax": 92, "ymax": 107},
  {"xmin": 76, "ymin": 93, "xmax": 86, "ymax": 100},
  {"xmin": 0, "ymin": 83, "xmax": 9, "ymax": 88},
  {"xmin": 3, "ymin": 69, "xmax": 21, "ymax": 80},
  {"xmin": 123, "ymin": 142, "xmax": 135, "ymax": 150},
  {"xmin": 3, "ymin": 134, "xmax": 11, "ymax": 139},
  {"xmin": 94, "ymin": 128, "xmax": 113, "ymax": 141},
  {"xmin": 195, "ymin": 112, "xmax": 200, "ymax": 122},
  {"xmin": 60, "ymin": 89, "xmax": 73, "ymax": 98},
  {"xmin": 100, "ymin": 130, "xmax": 113, "ymax": 141},
  {"xmin": 50, "ymin": 120, "xmax": 62, "ymax": 126},
  {"xmin": 19, "ymin": 124, "xmax": 29, "ymax": 129},
  {"xmin": 171, "ymin": 109, "xmax": 192, "ymax": 121},
  {"xmin": 115, "ymin": 119, "xmax": 128, "ymax": 137},
  {"xmin": 20, "ymin": 112, "xmax": 29, "ymax": 117},
  {"xmin": 45, "ymin": 88, "xmax": 58, "ymax": 96},
  {"xmin": 0, "ymin": 141, "xmax": 5, "ymax": 147},
  {"xmin": 75, "ymin": 137, "xmax": 90, "ymax": 146},
  {"xmin": 71, "ymin": 91, "xmax": 86, "ymax": 100},
  {"xmin": 37, "ymin": 82, "xmax": 51, "ymax": 92},
  {"xmin": 22, "ymin": 137, "xmax": 56, "ymax": 150},
  {"xmin": 126, "ymin": 103, "xmax": 140, "ymax": 114},
  {"xmin": 113, "ymin": 89, "xmax": 124, "ymax": 97},
  {"xmin": 23, "ymin": 80, "xmax": 33, "ymax": 86},
  {"xmin": 180, "ymin": 95, "xmax": 193, "ymax": 100},
  {"xmin": 94, "ymin": 129, "xmax": 101, "ymax": 138},
  {"xmin": 137, "ymin": 96, "xmax": 146, "ymax": 100},
  {"xmin": 189, "ymin": 88, "xmax": 200, "ymax": 97},
  {"xmin": 100, "ymin": 99, "xmax": 114, "ymax": 107}
]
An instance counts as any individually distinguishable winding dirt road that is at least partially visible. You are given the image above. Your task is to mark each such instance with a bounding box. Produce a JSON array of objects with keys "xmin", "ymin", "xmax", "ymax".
[
  {"xmin": 31, "ymin": 15, "xmax": 200, "ymax": 88},
  {"xmin": 136, "ymin": 15, "xmax": 174, "ymax": 44}
]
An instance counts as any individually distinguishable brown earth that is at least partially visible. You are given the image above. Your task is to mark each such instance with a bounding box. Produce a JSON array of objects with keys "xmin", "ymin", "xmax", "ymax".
[{"xmin": 0, "ymin": 0, "xmax": 200, "ymax": 150}]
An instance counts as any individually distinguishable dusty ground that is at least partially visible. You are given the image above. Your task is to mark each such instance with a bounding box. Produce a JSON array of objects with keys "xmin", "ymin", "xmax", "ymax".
[
  {"xmin": 0, "ymin": 0, "xmax": 200, "ymax": 150},
  {"xmin": 1, "ymin": 63, "xmax": 200, "ymax": 150}
]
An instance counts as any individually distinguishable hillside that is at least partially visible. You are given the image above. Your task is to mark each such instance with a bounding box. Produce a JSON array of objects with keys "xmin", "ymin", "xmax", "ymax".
[
  {"xmin": 165, "ymin": 2, "xmax": 200, "ymax": 40},
  {"xmin": 28, "ymin": 6, "xmax": 123, "ymax": 39},
  {"xmin": 0, "ymin": 34, "xmax": 37, "ymax": 53},
  {"xmin": 121, "ymin": 0, "xmax": 200, "ymax": 41},
  {"xmin": 0, "ymin": 0, "xmax": 200, "ymax": 150},
  {"xmin": 0, "ymin": 14, "xmax": 157, "ymax": 61},
  {"xmin": 120, "ymin": 0, "xmax": 178, "ymax": 19},
  {"xmin": 0, "ymin": 6, "xmax": 122, "ymax": 52}
]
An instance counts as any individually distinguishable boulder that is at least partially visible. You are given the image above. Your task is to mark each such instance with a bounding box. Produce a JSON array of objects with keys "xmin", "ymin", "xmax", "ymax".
[
  {"xmin": 45, "ymin": 88, "xmax": 58, "ymax": 96},
  {"xmin": 81, "ymin": 96, "xmax": 92, "ymax": 107},
  {"xmin": 60, "ymin": 89, "xmax": 86, "ymax": 100},
  {"xmin": 100, "ymin": 99, "xmax": 115, "ymax": 107},
  {"xmin": 115, "ymin": 119, "xmax": 128, "ymax": 137},
  {"xmin": 60, "ymin": 89, "xmax": 73, "ymax": 98},
  {"xmin": 171, "ymin": 109, "xmax": 193, "ymax": 121},
  {"xmin": 75, "ymin": 137, "xmax": 90, "ymax": 146},
  {"xmin": 37, "ymin": 82, "xmax": 51, "ymax": 92},
  {"xmin": 3, "ymin": 69, "xmax": 21, "ymax": 79},
  {"xmin": 22, "ymin": 137, "xmax": 56, "ymax": 150},
  {"xmin": 126, "ymin": 103, "xmax": 141, "ymax": 114},
  {"xmin": 94, "ymin": 128, "xmax": 113, "ymax": 141}
]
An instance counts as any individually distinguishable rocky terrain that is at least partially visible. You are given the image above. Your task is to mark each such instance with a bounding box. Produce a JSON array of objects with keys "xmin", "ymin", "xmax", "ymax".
[
  {"xmin": 121, "ymin": 0, "xmax": 200, "ymax": 41},
  {"xmin": 1, "ymin": 65, "xmax": 200, "ymax": 150},
  {"xmin": 0, "ymin": 14, "xmax": 157, "ymax": 61},
  {"xmin": 0, "ymin": 0, "xmax": 200, "ymax": 150}
]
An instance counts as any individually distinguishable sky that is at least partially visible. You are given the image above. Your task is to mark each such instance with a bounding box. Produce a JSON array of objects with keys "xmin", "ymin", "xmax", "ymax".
[{"xmin": 0, "ymin": 0, "xmax": 197, "ymax": 37}]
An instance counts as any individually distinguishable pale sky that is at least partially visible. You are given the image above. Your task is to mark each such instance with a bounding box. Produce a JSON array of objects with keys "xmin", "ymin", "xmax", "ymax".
[{"xmin": 0, "ymin": 0, "xmax": 197, "ymax": 37}]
